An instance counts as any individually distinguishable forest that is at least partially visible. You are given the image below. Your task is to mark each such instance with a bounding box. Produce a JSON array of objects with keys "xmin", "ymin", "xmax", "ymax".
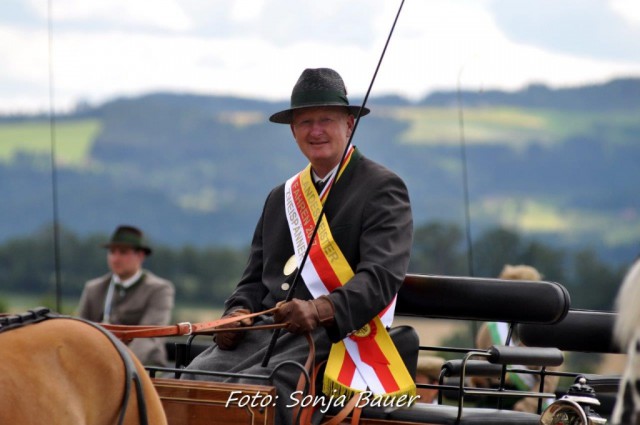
[{"xmin": 0, "ymin": 221, "xmax": 629, "ymax": 315}]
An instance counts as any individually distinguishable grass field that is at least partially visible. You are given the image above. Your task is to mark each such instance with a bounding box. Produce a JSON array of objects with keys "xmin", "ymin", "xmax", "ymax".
[
  {"xmin": 385, "ymin": 106, "xmax": 639, "ymax": 148},
  {"xmin": 0, "ymin": 119, "xmax": 101, "ymax": 166},
  {"xmin": 471, "ymin": 196, "xmax": 640, "ymax": 246},
  {"xmin": 0, "ymin": 108, "xmax": 634, "ymax": 164}
]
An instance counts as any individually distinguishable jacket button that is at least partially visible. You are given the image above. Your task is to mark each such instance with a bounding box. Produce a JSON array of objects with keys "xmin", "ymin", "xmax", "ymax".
[{"xmin": 281, "ymin": 283, "xmax": 290, "ymax": 291}]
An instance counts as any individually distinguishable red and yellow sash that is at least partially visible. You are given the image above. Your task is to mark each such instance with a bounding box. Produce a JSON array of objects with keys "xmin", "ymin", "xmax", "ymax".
[{"xmin": 284, "ymin": 146, "xmax": 415, "ymax": 400}]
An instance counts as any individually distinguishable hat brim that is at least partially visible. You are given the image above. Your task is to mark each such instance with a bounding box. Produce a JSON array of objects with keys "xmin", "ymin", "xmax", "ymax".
[
  {"xmin": 103, "ymin": 242, "xmax": 152, "ymax": 256},
  {"xmin": 269, "ymin": 104, "xmax": 370, "ymax": 124}
]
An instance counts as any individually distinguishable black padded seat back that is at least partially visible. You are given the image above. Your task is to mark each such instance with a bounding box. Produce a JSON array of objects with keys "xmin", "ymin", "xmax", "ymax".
[
  {"xmin": 397, "ymin": 274, "xmax": 570, "ymax": 324},
  {"xmin": 169, "ymin": 340, "xmax": 210, "ymax": 368},
  {"xmin": 302, "ymin": 325, "xmax": 420, "ymax": 421},
  {"xmin": 388, "ymin": 325, "xmax": 420, "ymax": 379},
  {"xmin": 517, "ymin": 309, "xmax": 621, "ymax": 353}
]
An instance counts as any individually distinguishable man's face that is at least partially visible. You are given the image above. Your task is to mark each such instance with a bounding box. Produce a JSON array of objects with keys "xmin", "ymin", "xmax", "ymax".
[
  {"xmin": 107, "ymin": 245, "xmax": 145, "ymax": 280},
  {"xmin": 290, "ymin": 107, "xmax": 354, "ymax": 178}
]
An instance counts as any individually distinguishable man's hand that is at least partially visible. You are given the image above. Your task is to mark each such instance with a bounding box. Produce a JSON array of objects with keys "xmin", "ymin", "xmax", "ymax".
[
  {"xmin": 274, "ymin": 296, "xmax": 335, "ymax": 334},
  {"xmin": 214, "ymin": 309, "xmax": 253, "ymax": 350}
]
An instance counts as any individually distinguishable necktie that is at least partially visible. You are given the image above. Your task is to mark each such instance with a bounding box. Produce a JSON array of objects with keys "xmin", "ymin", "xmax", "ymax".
[
  {"xmin": 104, "ymin": 279, "xmax": 127, "ymax": 323},
  {"xmin": 103, "ymin": 277, "xmax": 117, "ymax": 323},
  {"xmin": 315, "ymin": 179, "xmax": 326, "ymax": 193}
]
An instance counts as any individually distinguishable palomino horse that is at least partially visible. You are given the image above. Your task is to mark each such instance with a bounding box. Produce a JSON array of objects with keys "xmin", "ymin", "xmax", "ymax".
[
  {"xmin": 0, "ymin": 308, "xmax": 167, "ymax": 425},
  {"xmin": 612, "ymin": 258, "xmax": 640, "ymax": 425}
]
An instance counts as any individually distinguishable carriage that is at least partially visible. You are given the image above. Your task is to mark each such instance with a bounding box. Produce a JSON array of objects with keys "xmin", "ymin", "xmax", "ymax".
[
  {"xmin": 2, "ymin": 273, "xmax": 624, "ymax": 425},
  {"xmin": 148, "ymin": 274, "xmax": 622, "ymax": 425}
]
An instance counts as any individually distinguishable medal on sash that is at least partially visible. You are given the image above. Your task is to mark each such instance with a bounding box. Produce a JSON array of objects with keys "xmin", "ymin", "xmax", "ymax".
[
  {"xmin": 284, "ymin": 146, "xmax": 415, "ymax": 400},
  {"xmin": 283, "ymin": 255, "xmax": 297, "ymax": 276}
]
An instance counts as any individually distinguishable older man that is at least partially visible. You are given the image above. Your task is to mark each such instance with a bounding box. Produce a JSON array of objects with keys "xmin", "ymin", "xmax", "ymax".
[{"xmin": 184, "ymin": 68, "xmax": 414, "ymax": 424}]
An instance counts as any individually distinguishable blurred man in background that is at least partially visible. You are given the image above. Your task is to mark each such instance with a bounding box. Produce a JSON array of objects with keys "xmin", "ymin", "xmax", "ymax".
[{"xmin": 77, "ymin": 224, "xmax": 175, "ymax": 366}]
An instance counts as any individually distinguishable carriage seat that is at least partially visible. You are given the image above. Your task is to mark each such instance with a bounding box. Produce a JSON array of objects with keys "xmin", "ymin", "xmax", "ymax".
[
  {"xmin": 389, "ymin": 324, "xmax": 419, "ymax": 379},
  {"xmin": 167, "ymin": 339, "xmax": 209, "ymax": 369}
]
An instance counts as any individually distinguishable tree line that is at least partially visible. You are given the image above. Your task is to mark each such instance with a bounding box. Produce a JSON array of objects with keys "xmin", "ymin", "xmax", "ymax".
[{"xmin": 0, "ymin": 222, "xmax": 629, "ymax": 312}]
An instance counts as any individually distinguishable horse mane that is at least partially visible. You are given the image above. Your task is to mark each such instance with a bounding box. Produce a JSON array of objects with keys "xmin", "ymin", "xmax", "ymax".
[{"xmin": 614, "ymin": 258, "xmax": 640, "ymax": 349}]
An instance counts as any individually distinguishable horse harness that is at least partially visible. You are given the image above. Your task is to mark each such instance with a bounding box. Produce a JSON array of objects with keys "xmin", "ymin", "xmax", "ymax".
[
  {"xmin": 0, "ymin": 307, "xmax": 52, "ymax": 334},
  {"xmin": 2, "ymin": 308, "xmax": 363, "ymax": 425},
  {"xmin": 101, "ymin": 308, "xmax": 363, "ymax": 425},
  {"xmin": 0, "ymin": 307, "xmax": 150, "ymax": 425}
]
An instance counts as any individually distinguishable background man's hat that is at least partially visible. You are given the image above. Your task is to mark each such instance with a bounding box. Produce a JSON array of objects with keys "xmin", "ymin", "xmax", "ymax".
[
  {"xmin": 269, "ymin": 68, "xmax": 370, "ymax": 124},
  {"xmin": 102, "ymin": 225, "xmax": 152, "ymax": 255}
]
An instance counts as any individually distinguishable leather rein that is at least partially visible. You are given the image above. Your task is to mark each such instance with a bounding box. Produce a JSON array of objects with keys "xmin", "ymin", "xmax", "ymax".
[
  {"xmin": 101, "ymin": 307, "xmax": 279, "ymax": 339},
  {"xmin": 102, "ymin": 308, "xmax": 362, "ymax": 425}
]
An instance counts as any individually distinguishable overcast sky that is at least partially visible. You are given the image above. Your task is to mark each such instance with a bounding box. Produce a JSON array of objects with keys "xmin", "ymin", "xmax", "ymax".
[{"xmin": 1, "ymin": 0, "xmax": 640, "ymax": 113}]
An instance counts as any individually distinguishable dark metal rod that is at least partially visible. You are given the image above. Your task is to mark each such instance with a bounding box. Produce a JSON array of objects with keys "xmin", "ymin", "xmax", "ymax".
[
  {"xmin": 261, "ymin": 0, "xmax": 406, "ymax": 367},
  {"xmin": 456, "ymin": 66, "xmax": 475, "ymax": 278},
  {"xmin": 48, "ymin": 0, "xmax": 62, "ymax": 313}
]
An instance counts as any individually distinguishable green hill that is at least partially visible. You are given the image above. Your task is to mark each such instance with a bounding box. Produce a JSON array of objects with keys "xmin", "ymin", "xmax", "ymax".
[
  {"xmin": 1, "ymin": 79, "xmax": 639, "ymax": 263},
  {"xmin": 0, "ymin": 119, "xmax": 100, "ymax": 166}
]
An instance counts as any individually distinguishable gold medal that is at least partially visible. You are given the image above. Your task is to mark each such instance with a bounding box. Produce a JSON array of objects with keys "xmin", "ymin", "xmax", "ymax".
[
  {"xmin": 283, "ymin": 255, "xmax": 297, "ymax": 276},
  {"xmin": 349, "ymin": 321, "xmax": 377, "ymax": 341},
  {"xmin": 353, "ymin": 324, "xmax": 371, "ymax": 338}
]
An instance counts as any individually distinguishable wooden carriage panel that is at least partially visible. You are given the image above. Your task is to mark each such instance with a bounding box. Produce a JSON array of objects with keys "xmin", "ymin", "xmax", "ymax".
[{"xmin": 153, "ymin": 378, "xmax": 276, "ymax": 425}]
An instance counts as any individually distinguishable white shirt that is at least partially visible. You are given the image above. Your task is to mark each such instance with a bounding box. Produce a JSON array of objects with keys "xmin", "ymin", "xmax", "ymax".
[
  {"xmin": 312, "ymin": 163, "xmax": 340, "ymax": 186},
  {"xmin": 112, "ymin": 269, "xmax": 143, "ymax": 289},
  {"xmin": 103, "ymin": 269, "xmax": 143, "ymax": 323}
]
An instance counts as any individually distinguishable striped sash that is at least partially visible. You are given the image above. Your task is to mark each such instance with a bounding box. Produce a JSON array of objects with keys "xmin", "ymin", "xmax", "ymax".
[{"xmin": 284, "ymin": 146, "xmax": 415, "ymax": 400}]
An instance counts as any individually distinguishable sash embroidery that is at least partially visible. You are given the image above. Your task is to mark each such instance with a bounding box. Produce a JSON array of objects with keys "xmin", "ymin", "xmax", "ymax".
[{"xmin": 284, "ymin": 146, "xmax": 415, "ymax": 400}]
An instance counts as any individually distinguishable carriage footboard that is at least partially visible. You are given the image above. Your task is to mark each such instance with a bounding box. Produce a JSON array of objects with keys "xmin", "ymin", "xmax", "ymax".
[{"xmin": 152, "ymin": 378, "xmax": 276, "ymax": 425}]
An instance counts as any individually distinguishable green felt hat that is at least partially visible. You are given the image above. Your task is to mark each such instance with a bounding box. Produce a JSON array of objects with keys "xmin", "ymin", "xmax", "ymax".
[
  {"xmin": 269, "ymin": 68, "xmax": 370, "ymax": 124},
  {"xmin": 102, "ymin": 225, "xmax": 152, "ymax": 255}
]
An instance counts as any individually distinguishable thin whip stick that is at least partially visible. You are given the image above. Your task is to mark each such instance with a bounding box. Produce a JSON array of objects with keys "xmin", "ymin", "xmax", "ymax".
[
  {"xmin": 48, "ymin": 0, "xmax": 62, "ymax": 312},
  {"xmin": 457, "ymin": 66, "xmax": 475, "ymax": 277},
  {"xmin": 262, "ymin": 0, "xmax": 406, "ymax": 367}
]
